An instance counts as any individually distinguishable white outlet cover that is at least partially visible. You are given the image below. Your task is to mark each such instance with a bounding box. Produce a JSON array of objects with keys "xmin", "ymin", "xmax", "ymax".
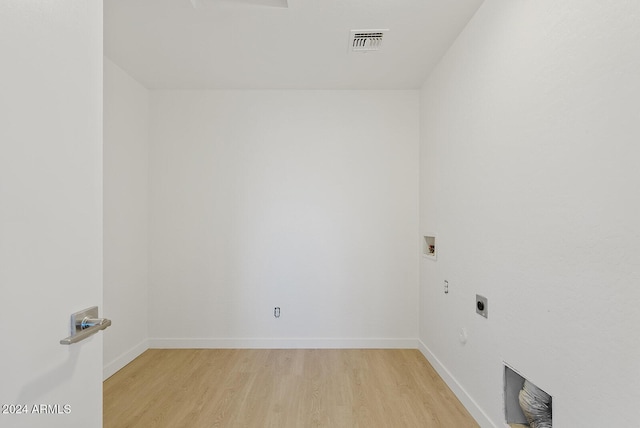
[{"xmin": 458, "ymin": 328, "xmax": 468, "ymax": 345}]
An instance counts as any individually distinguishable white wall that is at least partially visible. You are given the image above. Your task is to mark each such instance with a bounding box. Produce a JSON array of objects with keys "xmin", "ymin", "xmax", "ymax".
[
  {"xmin": 149, "ymin": 90, "xmax": 419, "ymax": 347},
  {"xmin": 103, "ymin": 58, "xmax": 149, "ymax": 378},
  {"xmin": 419, "ymin": 1, "xmax": 640, "ymax": 426}
]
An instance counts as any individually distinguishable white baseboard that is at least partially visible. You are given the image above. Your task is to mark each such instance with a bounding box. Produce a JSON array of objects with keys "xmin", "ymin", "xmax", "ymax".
[
  {"xmin": 149, "ymin": 337, "xmax": 419, "ymax": 349},
  {"xmin": 418, "ymin": 340, "xmax": 495, "ymax": 428},
  {"xmin": 103, "ymin": 339, "xmax": 149, "ymax": 380}
]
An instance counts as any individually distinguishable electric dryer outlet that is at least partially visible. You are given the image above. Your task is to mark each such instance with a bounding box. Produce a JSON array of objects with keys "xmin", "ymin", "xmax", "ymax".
[{"xmin": 476, "ymin": 295, "xmax": 488, "ymax": 318}]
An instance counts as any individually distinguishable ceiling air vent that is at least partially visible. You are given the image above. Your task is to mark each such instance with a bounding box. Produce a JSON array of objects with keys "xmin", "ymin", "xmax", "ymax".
[
  {"xmin": 191, "ymin": 0, "xmax": 288, "ymax": 8},
  {"xmin": 349, "ymin": 29, "xmax": 388, "ymax": 53}
]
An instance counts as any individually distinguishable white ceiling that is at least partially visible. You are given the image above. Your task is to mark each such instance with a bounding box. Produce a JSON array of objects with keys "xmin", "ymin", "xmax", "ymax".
[{"xmin": 104, "ymin": 0, "xmax": 484, "ymax": 90}]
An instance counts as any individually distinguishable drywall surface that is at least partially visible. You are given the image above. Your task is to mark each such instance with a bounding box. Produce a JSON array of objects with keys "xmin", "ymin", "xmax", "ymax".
[
  {"xmin": 149, "ymin": 90, "xmax": 419, "ymax": 346},
  {"xmin": 419, "ymin": 0, "xmax": 640, "ymax": 426},
  {"xmin": 104, "ymin": 57, "xmax": 149, "ymax": 378}
]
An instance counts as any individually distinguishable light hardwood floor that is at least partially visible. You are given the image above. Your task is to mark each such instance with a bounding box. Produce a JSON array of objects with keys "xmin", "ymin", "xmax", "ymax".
[{"xmin": 104, "ymin": 349, "xmax": 479, "ymax": 428}]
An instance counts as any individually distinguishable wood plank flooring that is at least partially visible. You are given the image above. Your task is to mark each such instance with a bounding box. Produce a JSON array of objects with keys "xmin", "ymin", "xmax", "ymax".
[{"xmin": 104, "ymin": 349, "xmax": 479, "ymax": 428}]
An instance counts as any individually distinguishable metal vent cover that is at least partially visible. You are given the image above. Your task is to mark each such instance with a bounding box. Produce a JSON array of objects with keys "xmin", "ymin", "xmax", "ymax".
[
  {"xmin": 191, "ymin": 0, "xmax": 288, "ymax": 8},
  {"xmin": 349, "ymin": 29, "xmax": 388, "ymax": 53}
]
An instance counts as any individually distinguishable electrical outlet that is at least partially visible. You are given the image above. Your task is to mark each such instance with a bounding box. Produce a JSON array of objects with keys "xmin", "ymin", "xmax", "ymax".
[
  {"xmin": 444, "ymin": 280, "xmax": 449, "ymax": 294},
  {"xmin": 476, "ymin": 295, "xmax": 488, "ymax": 318},
  {"xmin": 274, "ymin": 307, "xmax": 280, "ymax": 318},
  {"xmin": 458, "ymin": 327, "xmax": 468, "ymax": 345}
]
